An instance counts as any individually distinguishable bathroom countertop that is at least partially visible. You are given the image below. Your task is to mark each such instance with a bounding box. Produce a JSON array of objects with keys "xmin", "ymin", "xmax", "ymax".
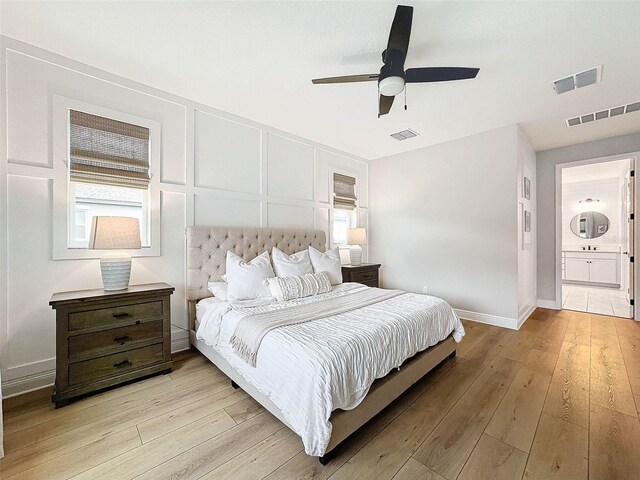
[{"xmin": 562, "ymin": 249, "xmax": 621, "ymax": 253}]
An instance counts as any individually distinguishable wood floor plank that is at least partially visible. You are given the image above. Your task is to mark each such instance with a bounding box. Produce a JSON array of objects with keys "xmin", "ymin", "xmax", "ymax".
[
  {"xmin": 616, "ymin": 329, "xmax": 640, "ymax": 395},
  {"xmin": 199, "ymin": 428, "xmax": 303, "ymax": 480},
  {"xmin": 71, "ymin": 409, "xmax": 236, "ymax": 480},
  {"xmin": 134, "ymin": 411, "xmax": 283, "ymax": 480},
  {"xmin": 3, "ymin": 373, "xmax": 172, "ymax": 435},
  {"xmin": 224, "ymin": 396, "xmax": 265, "ymax": 424},
  {"xmin": 523, "ymin": 413, "xmax": 588, "ymax": 480},
  {"xmin": 330, "ymin": 359, "xmax": 480, "ymax": 480},
  {"xmin": 590, "ymin": 341, "xmax": 636, "ymax": 417},
  {"xmin": 4, "ymin": 426, "xmax": 141, "ymax": 480},
  {"xmin": 497, "ymin": 332, "xmax": 537, "ymax": 363},
  {"xmin": 0, "ymin": 376, "xmax": 230, "ymax": 475},
  {"xmin": 136, "ymin": 386, "xmax": 247, "ymax": 443},
  {"xmin": 484, "ymin": 363, "xmax": 552, "ymax": 452},
  {"xmin": 412, "ymin": 357, "xmax": 521, "ymax": 480},
  {"xmin": 457, "ymin": 434, "xmax": 528, "ymax": 480},
  {"xmin": 462, "ymin": 328, "xmax": 515, "ymax": 370},
  {"xmin": 564, "ymin": 312, "xmax": 591, "ymax": 346},
  {"xmin": 3, "ymin": 366, "xmax": 221, "ymax": 448},
  {"xmin": 543, "ymin": 341, "xmax": 590, "ymax": 428},
  {"xmin": 589, "ymin": 403, "xmax": 640, "ymax": 480},
  {"xmin": 393, "ymin": 458, "xmax": 446, "ymax": 480}
]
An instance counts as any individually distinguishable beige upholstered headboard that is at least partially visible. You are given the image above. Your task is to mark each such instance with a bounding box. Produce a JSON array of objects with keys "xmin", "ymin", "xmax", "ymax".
[{"xmin": 185, "ymin": 226, "xmax": 327, "ymax": 303}]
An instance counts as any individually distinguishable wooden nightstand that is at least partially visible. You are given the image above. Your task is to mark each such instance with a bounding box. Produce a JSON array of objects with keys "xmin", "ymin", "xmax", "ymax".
[
  {"xmin": 341, "ymin": 263, "xmax": 381, "ymax": 287},
  {"xmin": 49, "ymin": 282, "xmax": 174, "ymax": 407}
]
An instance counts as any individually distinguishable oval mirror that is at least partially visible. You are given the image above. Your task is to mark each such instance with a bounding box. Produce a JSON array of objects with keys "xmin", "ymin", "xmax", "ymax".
[{"xmin": 570, "ymin": 211, "xmax": 610, "ymax": 239}]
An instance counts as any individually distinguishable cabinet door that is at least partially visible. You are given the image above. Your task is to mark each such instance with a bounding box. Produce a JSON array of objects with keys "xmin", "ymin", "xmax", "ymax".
[
  {"xmin": 565, "ymin": 258, "xmax": 590, "ymax": 282},
  {"xmin": 590, "ymin": 259, "xmax": 618, "ymax": 284}
]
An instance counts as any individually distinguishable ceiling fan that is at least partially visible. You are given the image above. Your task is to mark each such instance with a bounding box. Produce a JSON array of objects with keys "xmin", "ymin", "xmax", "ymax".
[{"xmin": 312, "ymin": 5, "xmax": 480, "ymax": 117}]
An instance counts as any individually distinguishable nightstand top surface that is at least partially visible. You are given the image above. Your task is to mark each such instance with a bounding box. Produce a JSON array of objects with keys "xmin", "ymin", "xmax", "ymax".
[
  {"xmin": 341, "ymin": 263, "xmax": 381, "ymax": 269},
  {"xmin": 50, "ymin": 282, "xmax": 174, "ymax": 306}
]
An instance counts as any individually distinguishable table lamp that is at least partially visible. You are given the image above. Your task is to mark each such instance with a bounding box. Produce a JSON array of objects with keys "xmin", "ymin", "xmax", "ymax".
[
  {"xmin": 89, "ymin": 216, "xmax": 141, "ymax": 291},
  {"xmin": 346, "ymin": 227, "xmax": 367, "ymax": 266}
]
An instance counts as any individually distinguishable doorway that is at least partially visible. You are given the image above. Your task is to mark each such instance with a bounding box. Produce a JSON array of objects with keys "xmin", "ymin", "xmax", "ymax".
[{"xmin": 559, "ymin": 157, "xmax": 634, "ymax": 318}]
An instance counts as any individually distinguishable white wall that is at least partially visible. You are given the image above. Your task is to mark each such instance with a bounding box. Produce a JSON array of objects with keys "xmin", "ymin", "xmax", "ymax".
[
  {"xmin": 536, "ymin": 133, "xmax": 640, "ymax": 304},
  {"xmin": 517, "ymin": 128, "xmax": 537, "ymax": 324},
  {"xmin": 0, "ymin": 36, "xmax": 369, "ymax": 396},
  {"xmin": 370, "ymin": 125, "xmax": 530, "ymax": 328}
]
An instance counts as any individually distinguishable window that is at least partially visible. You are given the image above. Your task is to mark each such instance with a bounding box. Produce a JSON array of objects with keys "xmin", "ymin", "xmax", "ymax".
[
  {"xmin": 67, "ymin": 110, "xmax": 151, "ymax": 249},
  {"xmin": 332, "ymin": 173, "xmax": 357, "ymax": 245}
]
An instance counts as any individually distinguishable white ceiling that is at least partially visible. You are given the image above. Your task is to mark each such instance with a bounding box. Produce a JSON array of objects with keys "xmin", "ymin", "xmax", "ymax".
[
  {"xmin": 1, "ymin": 1, "xmax": 639, "ymax": 160},
  {"xmin": 563, "ymin": 158, "xmax": 631, "ymax": 184}
]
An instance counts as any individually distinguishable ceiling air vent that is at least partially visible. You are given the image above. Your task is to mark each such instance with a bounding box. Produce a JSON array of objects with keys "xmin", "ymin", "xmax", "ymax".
[
  {"xmin": 390, "ymin": 129, "xmax": 418, "ymax": 141},
  {"xmin": 553, "ymin": 66, "xmax": 602, "ymax": 94},
  {"xmin": 565, "ymin": 100, "xmax": 640, "ymax": 127}
]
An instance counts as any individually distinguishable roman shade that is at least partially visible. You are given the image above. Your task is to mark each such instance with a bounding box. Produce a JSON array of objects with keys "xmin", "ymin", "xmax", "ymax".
[
  {"xmin": 69, "ymin": 110, "xmax": 150, "ymax": 189},
  {"xmin": 333, "ymin": 173, "xmax": 357, "ymax": 210}
]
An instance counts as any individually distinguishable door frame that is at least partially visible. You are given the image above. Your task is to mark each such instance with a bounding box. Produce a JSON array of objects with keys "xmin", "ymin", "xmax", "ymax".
[{"xmin": 555, "ymin": 151, "xmax": 640, "ymax": 320}]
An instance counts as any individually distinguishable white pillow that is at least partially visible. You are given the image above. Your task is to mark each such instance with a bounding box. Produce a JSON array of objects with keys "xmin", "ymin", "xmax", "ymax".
[
  {"xmin": 207, "ymin": 281, "xmax": 228, "ymax": 301},
  {"xmin": 271, "ymin": 247, "xmax": 313, "ymax": 278},
  {"xmin": 266, "ymin": 272, "xmax": 332, "ymax": 301},
  {"xmin": 308, "ymin": 246, "xmax": 343, "ymax": 285},
  {"xmin": 225, "ymin": 251, "xmax": 275, "ymax": 300}
]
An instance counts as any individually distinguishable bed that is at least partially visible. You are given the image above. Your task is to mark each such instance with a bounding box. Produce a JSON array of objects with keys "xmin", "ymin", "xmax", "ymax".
[{"xmin": 186, "ymin": 226, "xmax": 464, "ymax": 464}]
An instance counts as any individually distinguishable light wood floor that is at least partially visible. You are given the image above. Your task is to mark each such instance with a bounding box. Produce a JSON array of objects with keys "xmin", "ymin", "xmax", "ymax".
[{"xmin": 3, "ymin": 309, "xmax": 640, "ymax": 479}]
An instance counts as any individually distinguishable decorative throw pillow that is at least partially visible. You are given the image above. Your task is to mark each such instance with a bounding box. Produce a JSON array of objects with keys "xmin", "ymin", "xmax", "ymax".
[
  {"xmin": 225, "ymin": 251, "xmax": 275, "ymax": 300},
  {"xmin": 271, "ymin": 247, "xmax": 314, "ymax": 278},
  {"xmin": 266, "ymin": 272, "xmax": 332, "ymax": 301},
  {"xmin": 308, "ymin": 246, "xmax": 343, "ymax": 285},
  {"xmin": 207, "ymin": 281, "xmax": 228, "ymax": 301}
]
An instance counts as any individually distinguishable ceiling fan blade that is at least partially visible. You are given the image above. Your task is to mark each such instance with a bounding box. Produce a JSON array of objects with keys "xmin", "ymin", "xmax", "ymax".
[
  {"xmin": 386, "ymin": 5, "xmax": 413, "ymax": 60},
  {"xmin": 405, "ymin": 67, "xmax": 480, "ymax": 83},
  {"xmin": 379, "ymin": 94, "xmax": 395, "ymax": 117},
  {"xmin": 312, "ymin": 74, "xmax": 379, "ymax": 84}
]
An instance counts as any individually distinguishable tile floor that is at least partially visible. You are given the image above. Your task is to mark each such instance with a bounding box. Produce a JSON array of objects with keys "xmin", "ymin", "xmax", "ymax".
[{"xmin": 562, "ymin": 283, "xmax": 632, "ymax": 317}]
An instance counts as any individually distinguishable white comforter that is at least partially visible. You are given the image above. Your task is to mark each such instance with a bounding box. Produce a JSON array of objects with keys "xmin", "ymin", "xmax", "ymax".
[{"xmin": 196, "ymin": 283, "xmax": 464, "ymax": 456}]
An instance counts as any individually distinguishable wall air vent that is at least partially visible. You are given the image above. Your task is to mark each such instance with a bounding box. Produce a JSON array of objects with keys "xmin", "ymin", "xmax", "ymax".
[
  {"xmin": 552, "ymin": 66, "xmax": 602, "ymax": 94},
  {"xmin": 390, "ymin": 129, "xmax": 418, "ymax": 141},
  {"xmin": 565, "ymin": 100, "xmax": 640, "ymax": 127}
]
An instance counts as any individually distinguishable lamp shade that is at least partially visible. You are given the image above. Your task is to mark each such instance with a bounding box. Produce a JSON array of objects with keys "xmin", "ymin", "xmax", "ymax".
[
  {"xmin": 88, "ymin": 216, "xmax": 141, "ymax": 250},
  {"xmin": 346, "ymin": 227, "xmax": 367, "ymax": 245}
]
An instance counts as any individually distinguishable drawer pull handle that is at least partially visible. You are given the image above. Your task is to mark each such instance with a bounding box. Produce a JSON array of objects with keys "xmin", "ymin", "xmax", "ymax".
[
  {"xmin": 113, "ymin": 359, "xmax": 131, "ymax": 368},
  {"xmin": 112, "ymin": 313, "xmax": 131, "ymax": 319},
  {"xmin": 113, "ymin": 335, "xmax": 130, "ymax": 344}
]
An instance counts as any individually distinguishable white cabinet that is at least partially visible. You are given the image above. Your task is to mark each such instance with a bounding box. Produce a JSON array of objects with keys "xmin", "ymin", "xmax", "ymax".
[
  {"xmin": 590, "ymin": 259, "xmax": 618, "ymax": 284},
  {"xmin": 562, "ymin": 251, "xmax": 620, "ymax": 286},
  {"xmin": 565, "ymin": 258, "xmax": 590, "ymax": 282}
]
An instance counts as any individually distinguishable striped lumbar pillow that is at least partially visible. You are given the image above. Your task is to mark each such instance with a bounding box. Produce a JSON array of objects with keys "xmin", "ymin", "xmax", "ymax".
[{"xmin": 266, "ymin": 272, "xmax": 332, "ymax": 302}]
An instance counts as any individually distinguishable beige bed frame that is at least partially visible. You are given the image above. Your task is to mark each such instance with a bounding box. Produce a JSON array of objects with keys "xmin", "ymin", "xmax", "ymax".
[{"xmin": 185, "ymin": 226, "xmax": 456, "ymax": 463}]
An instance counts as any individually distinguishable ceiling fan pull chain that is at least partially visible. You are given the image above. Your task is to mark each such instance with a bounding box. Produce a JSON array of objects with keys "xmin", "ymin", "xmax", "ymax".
[{"xmin": 404, "ymin": 87, "xmax": 407, "ymax": 111}]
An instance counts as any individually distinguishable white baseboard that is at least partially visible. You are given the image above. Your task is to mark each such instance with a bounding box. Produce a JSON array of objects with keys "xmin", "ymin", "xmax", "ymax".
[
  {"xmin": 454, "ymin": 309, "xmax": 519, "ymax": 330},
  {"xmin": 537, "ymin": 299, "xmax": 561, "ymax": 310},
  {"xmin": 517, "ymin": 304, "xmax": 536, "ymax": 329},
  {"xmin": 3, "ymin": 327, "xmax": 193, "ymax": 398}
]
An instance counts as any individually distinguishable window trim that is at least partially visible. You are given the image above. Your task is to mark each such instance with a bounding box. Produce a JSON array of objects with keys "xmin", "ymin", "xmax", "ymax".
[{"xmin": 52, "ymin": 95, "xmax": 161, "ymax": 260}]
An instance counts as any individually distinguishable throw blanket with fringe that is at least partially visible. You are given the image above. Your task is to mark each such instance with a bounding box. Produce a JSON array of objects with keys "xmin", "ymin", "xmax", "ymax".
[{"xmin": 230, "ymin": 288, "xmax": 404, "ymax": 366}]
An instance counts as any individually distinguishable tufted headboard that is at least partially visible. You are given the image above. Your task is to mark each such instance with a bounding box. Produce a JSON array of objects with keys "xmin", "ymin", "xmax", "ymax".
[{"xmin": 185, "ymin": 226, "xmax": 327, "ymax": 303}]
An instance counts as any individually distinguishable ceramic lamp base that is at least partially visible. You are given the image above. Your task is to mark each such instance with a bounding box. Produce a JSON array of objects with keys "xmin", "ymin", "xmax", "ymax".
[
  {"xmin": 100, "ymin": 251, "xmax": 132, "ymax": 291},
  {"xmin": 349, "ymin": 245, "xmax": 363, "ymax": 266}
]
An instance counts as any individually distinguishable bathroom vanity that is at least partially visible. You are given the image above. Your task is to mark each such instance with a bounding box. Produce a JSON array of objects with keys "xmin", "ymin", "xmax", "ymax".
[{"xmin": 562, "ymin": 250, "xmax": 620, "ymax": 287}]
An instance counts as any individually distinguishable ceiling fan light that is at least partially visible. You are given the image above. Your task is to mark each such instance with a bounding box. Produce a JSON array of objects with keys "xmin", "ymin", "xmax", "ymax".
[{"xmin": 379, "ymin": 76, "xmax": 405, "ymax": 97}]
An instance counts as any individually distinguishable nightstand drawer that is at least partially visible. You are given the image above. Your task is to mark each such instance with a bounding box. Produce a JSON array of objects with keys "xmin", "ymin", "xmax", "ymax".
[
  {"xmin": 352, "ymin": 271, "xmax": 377, "ymax": 283},
  {"xmin": 68, "ymin": 300, "xmax": 163, "ymax": 331},
  {"xmin": 68, "ymin": 320, "xmax": 163, "ymax": 360},
  {"xmin": 68, "ymin": 343, "xmax": 164, "ymax": 386}
]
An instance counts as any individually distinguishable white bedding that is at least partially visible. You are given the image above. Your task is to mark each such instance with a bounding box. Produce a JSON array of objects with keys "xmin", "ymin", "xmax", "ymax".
[{"xmin": 196, "ymin": 283, "xmax": 464, "ymax": 456}]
